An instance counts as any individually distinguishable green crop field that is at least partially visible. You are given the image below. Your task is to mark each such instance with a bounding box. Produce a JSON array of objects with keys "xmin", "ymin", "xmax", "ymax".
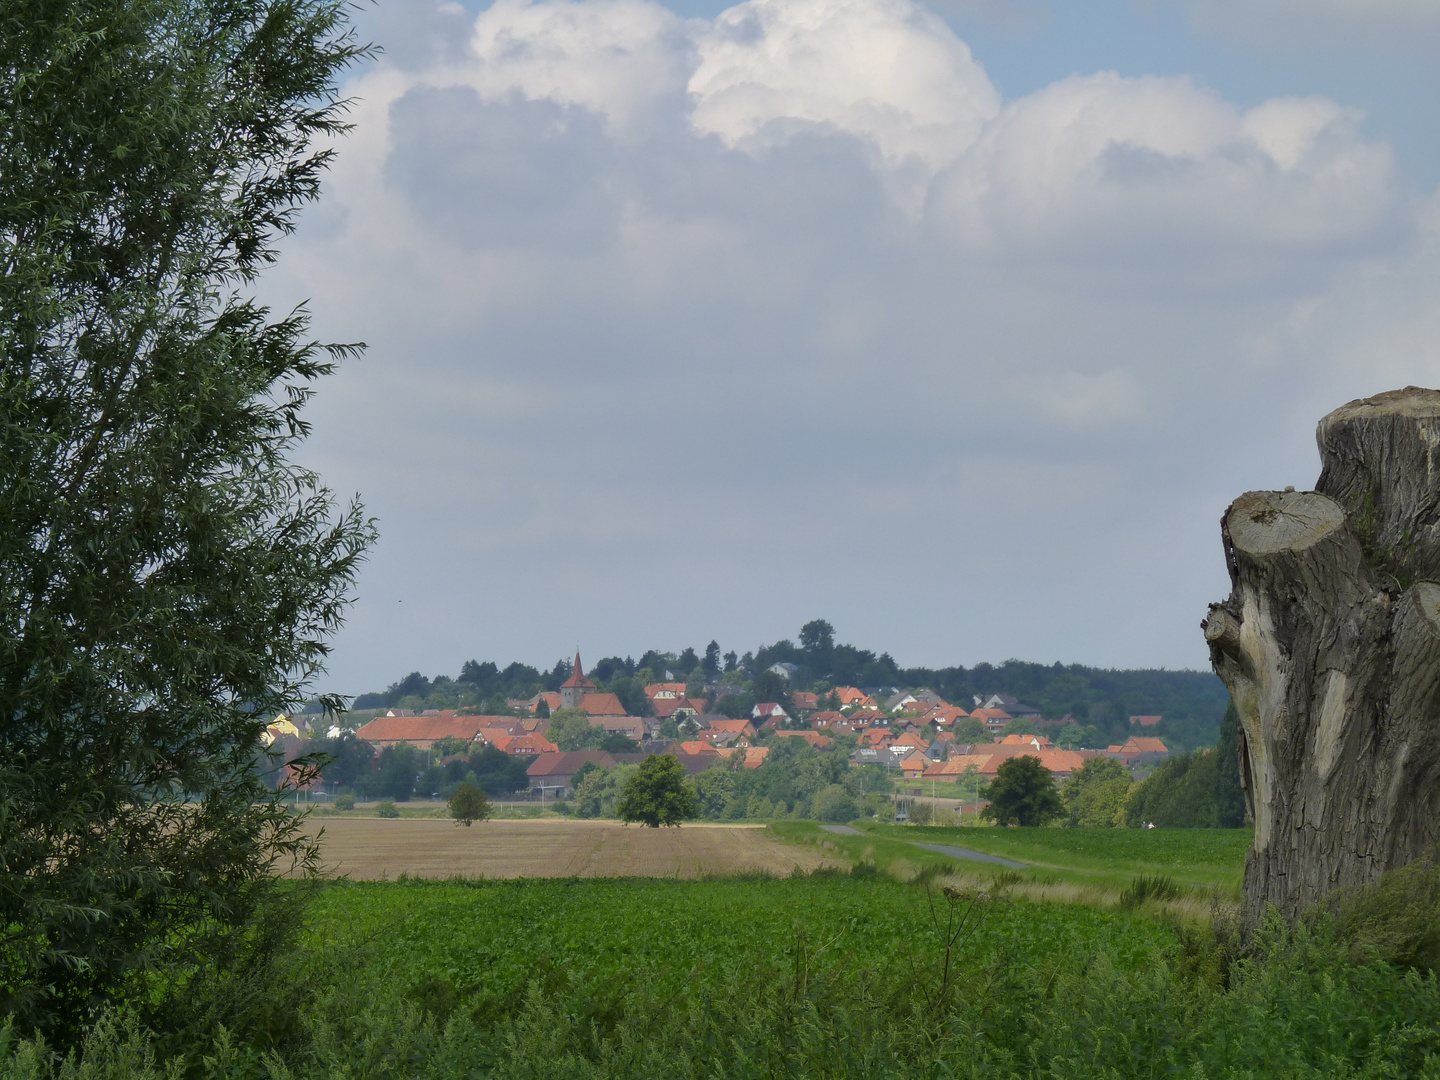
[
  {"xmin": 306, "ymin": 872, "xmax": 1173, "ymax": 1004},
  {"xmin": 775, "ymin": 822, "xmax": 1252, "ymax": 894}
]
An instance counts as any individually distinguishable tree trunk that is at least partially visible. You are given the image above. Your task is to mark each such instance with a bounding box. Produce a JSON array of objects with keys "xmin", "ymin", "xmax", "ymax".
[{"xmin": 1205, "ymin": 387, "xmax": 1440, "ymax": 928}]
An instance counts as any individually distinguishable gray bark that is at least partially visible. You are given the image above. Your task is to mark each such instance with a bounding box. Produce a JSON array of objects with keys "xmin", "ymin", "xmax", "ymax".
[{"xmin": 1205, "ymin": 387, "xmax": 1440, "ymax": 928}]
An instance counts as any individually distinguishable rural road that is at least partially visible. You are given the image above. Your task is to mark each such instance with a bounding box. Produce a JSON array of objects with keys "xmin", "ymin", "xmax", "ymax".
[{"xmin": 819, "ymin": 825, "xmax": 1028, "ymax": 869}]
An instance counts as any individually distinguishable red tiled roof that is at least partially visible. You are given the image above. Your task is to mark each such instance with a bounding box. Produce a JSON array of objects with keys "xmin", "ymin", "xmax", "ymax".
[
  {"xmin": 679, "ymin": 740, "xmax": 719, "ymax": 756},
  {"xmin": 355, "ymin": 715, "xmax": 481, "ymax": 744},
  {"xmin": 578, "ymin": 692, "xmax": 627, "ymax": 716},
  {"xmin": 1123, "ymin": 737, "xmax": 1169, "ymax": 754},
  {"xmin": 1129, "ymin": 715, "xmax": 1162, "ymax": 727},
  {"xmin": 790, "ymin": 692, "xmax": 819, "ymax": 711},
  {"xmin": 645, "ymin": 683, "xmax": 688, "ymax": 699},
  {"xmin": 492, "ymin": 733, "xmax": 558, "ymax": 755},
  {"xmin": 742, "ymin": 747, "xmax": 770, "ymax": 769},
  {"xmin": 970, "ymin": 709, "xmax": 1011, "ymax": 724},
  {"xmin": 707, "ymin": 718, "xmax": 755, "ymax": 734}
]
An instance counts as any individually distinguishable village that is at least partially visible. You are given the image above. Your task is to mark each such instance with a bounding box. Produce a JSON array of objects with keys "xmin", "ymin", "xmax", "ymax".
[{"xmin": 265, "ymin": 655, "xmax": 1171, "ymax": 806}]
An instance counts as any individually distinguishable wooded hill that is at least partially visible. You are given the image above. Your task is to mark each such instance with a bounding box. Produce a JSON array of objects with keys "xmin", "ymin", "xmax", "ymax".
[{"xmin": 336, "ymin": 620, "xmax": 1228, "ymax": 749}]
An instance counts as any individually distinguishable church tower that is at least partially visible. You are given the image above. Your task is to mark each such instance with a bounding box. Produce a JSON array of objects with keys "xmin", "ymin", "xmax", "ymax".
[{"xmin": 559, "ymin": 652, "xmax": 595, "ymax": 711}]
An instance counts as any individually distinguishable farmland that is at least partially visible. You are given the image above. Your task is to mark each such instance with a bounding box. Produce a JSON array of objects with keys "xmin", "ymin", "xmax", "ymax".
[
  {"xmin": 307, "ymin": 817, "xmax": 843, "ymax": 879},
  {"xmin": 780, "ymin": 822, "xmax": 1254, "ymax": 894}
]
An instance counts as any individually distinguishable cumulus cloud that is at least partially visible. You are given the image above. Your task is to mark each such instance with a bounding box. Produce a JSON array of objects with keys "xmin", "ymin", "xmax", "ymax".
[
  {"xmin": 689, "ymin": 0, "xmax": 1000, "ymax": 171},
  {"xmin": 929, "ymin": 76, "xmax": 1396, "ymax": 254},
  {"xmin": 273, "ymin": 0, "xmax": 1438, "ymax": 687}
]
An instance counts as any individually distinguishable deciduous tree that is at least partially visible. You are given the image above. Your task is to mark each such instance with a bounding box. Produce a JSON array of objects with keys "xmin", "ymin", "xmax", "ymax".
[
  {"xmin": 0, "ymin": 0, "xmax": 371, "ymax": 1040},
  {"xmin": 448, "ymin": 782, "xmax": 491, "ymax": 826},
  {"xmin": 617, "ymin": 754, "xmax": 698, "ymax": 827},
  {"xmin": 980, "ymin": 757, "xmax": 1063, "ymax": 827}
]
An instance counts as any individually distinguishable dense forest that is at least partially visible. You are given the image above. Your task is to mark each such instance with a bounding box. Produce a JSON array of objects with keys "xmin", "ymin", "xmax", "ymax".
[{"xmin": 336, "ymin": 620, "xmax": 1228, "ymax": 749}]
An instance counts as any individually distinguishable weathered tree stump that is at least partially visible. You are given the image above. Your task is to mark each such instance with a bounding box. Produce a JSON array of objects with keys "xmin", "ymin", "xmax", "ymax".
[{"xmin": 1205, "ymin": 387, "xmax": 1440, "ymax": 927}]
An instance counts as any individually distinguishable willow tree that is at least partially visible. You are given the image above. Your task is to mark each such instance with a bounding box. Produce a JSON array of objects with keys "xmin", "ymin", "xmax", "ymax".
[
  {"xmin": 1205, "ymin": 387, "xmax": 1440, "ymax": 927},
  {"xmin": 0, "ymin": 0, "xmax": 372, "ymax": 1040}
]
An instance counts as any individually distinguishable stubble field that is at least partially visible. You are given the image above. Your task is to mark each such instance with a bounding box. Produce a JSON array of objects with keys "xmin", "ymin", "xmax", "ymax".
[{"xmin": 307, "ymin": 817, "xmax": 845, "ymax": 879}]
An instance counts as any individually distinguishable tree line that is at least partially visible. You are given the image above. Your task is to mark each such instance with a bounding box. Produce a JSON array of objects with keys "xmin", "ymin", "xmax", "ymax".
[{"xmin": 341, "ymin": 619, "xmax": 1229, "ymax": 748}]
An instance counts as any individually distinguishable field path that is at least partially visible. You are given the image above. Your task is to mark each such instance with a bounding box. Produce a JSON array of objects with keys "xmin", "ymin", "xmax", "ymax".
[{"xmin": 308, "ymin": 817, "xmax": 844, "ymax": 880}]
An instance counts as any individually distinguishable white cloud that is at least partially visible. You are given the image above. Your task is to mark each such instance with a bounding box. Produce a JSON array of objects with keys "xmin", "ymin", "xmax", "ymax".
[
  {"xmin": 468, "ymin": 0, "xmax": 689, "ymax": 130},
  {"xmin": 927, "ymin": 74, "xmax": 1397, "ymax": 253},
  {"xmin": 689, "ymin": 0, "xmax": 1001, "ymax": 171},
  {"xmin": 272, "ymin": 0, "xmax": 1438, "ymax": 689}
]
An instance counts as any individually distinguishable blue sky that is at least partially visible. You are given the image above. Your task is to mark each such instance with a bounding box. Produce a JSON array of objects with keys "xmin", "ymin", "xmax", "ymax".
[{"xmin": 278, "ymin": 0, "xmax": 1440, "ymax": 694}]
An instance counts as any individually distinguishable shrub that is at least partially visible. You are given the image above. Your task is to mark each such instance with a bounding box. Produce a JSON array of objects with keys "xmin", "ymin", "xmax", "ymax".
[
  {"xmin": 376, "ymin": 801, "xmax": 400, "ymax": 819},
  {"xmin": 813, "ymin": 784, "xmax": 859, "ymax": 822},
  {"xmin": 1118, "ymin": 874, "xmax": 1182, "ymax": 910},
  {"xmin": 1323, "ymin": 851, "xmax": 1440, "ymax": 971},
  {"xmin": 334, "ymin": 793, "xmax": 356, "ymax": 811}
]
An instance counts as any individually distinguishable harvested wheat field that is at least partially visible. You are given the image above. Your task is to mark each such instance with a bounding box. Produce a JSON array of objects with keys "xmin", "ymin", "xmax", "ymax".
[{"xmin": 307, "ymin": 817, "xmax": 846, "ymax": 880}]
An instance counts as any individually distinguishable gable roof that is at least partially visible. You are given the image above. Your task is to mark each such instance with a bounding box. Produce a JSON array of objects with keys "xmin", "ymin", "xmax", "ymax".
[
  {"xmin": 645, "ymin": 682, "xmax": 688, "ymax": 699},
  {"xmin": 355, "ymin": 714, "xmax": 482, "ymax": 745},
  {"xmin": 526, "ymin": 750, "xmax": 616, "ymax": 777},
  {"xmin": 578, "ymin": 692, "xmax": 627, "ymax": 716},
  {"xmin": 491, "ymin": 733, "xmax": 558, "ymax": 755},
  {"xmin": 707, "ymin": 718, "xmax": 755, "ymax": 734},
  {"xmin": 1122, "ymin": 736, "xmax": 1169, "ymax": 753},
  {"xmin": 742, "ymin": 747, "xmax": 770, "ymax": 769}
]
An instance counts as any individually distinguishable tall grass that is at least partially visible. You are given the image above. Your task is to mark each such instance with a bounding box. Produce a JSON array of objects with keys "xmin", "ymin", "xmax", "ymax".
[{"xmin": 6, "ymin": 885, "xmax": 1440, "ymax": 1080}]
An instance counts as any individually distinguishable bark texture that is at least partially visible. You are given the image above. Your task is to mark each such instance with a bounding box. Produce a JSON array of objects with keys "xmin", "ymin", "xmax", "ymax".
[{"xmin": 1206, "ymin": 387, "xmax": 1440, "ymax": 928}]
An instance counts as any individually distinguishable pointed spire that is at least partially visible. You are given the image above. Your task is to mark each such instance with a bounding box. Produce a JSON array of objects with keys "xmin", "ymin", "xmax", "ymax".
[{"xmin": 560, "ymin": 650, "xmax": 595, "ymax": 690}]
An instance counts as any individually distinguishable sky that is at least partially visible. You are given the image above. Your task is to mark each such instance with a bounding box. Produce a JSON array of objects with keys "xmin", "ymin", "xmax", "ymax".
[{"xmin": 268, "ymin": 0, "xmax": 1440, "ymax": 695}]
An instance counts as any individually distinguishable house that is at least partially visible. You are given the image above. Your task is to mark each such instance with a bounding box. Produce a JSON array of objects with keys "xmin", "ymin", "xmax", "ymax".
[
  {"xmin": 524, "ymin": 691, "xmax": 563, "ymax": 715},
  {"xmin": 969, "ymin": 708, "xmax": 1011, "ymax": 729},
  {"xmin": 489, "ymin": 733, "xmax": 558, "ymax": 756},
  {"xmin": 835, "ymin": 687, "xmax": 878, "ymax": 709},
  {"xmin": 752, "ymin": 702, "xmax": 790, "ymax": 720},
  {"xmin": 885, "ymin": 689, "xmax": 944, "ymax": 712},
  {"xmin": 790, "ymin": 691, "xmax": 819, "ymax": 713},
  {"xmin": 526, "ymin": 750, "xmax": 619, "ymax": 797},
  {"xmin": 922, "ymin": 747, "xmax": 1089, "ymax": 781},
  {"xmin": 645, "ymin": 682, "xmax": 688, "ymax": 701},
  {"xmin": 1113, "ymin": 736, "xmax": 1170, "ymax": 766},
  {"xmin": 477, "ymin": 723, "xmax": 526, "ymax": 746},
  {"xmin": 355, "ymin": 712, "xmax": 487, "ymax": 750},
  {"xmin": 997, "ymin": 733, "xmax": 1054, "ymax": 749},
  {"xmin": 810, "ymin": 710, "xmax": 850, "ymax": 730},
  {"xmin": 772, "ymin": 730, "xmax": 834, "ymax": 749},
  {"xmin": 922, "ymin": 705, "xmax": 971, "ymax": 727},
  {"xmin": 891, "ymin": 732, "xmax": 930, "ymax": 752},
  {"xmin": 677, "ymin": 740, "xmax": 719, "ymax": 757},
  {"xmin": 766, "ymin": 662, "xmax": 797, "ymax": 680},
  {"xmin": 899, "ymin": 749, "xmax": 929, "ymax": 779},
  {"xmin": 578, "ymin": 692, "xmax": 628, "ymax": 717},
  {"xmin": 859, "ymin": 727, "xmax": 894, "ymax": 748},
  {"xmin": 1129, "ymin": 715, "xmax": 1162, "ymax": 728},
  {"xmin": 849, "ymin": 708, "xmax": 888, "ymax": 726},
  {"xmin": 741, "ymin": 746, "xmax": 771, "ymax": 769},
  {"xmin": 974, "ymin": 693, "xmax": 1043, "ymax": 719},
  {"xmin": 704, "ymin": 718, "xmax": 757, "ymax": 742},
  {"xmin": 850, "ymin": 746, "xmax": 905, "ymax": 770},
  {"xmin": 590, "ymin": 716, "xmax": 645, "ymax": 742}
]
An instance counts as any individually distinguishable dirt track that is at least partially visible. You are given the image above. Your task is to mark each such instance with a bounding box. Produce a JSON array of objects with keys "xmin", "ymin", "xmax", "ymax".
[{"xmin": 307, "ymin": 817, "xmax": 844, "ymax": 880}]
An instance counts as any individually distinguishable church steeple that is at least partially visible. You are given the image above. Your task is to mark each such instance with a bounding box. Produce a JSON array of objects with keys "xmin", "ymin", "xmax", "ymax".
[{"xmin": 559, "ymin": 652, "xmax": 595, "ymax": 710}]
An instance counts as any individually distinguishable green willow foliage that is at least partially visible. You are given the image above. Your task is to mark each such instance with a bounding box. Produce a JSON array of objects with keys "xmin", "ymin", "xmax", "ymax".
[{"xmin": 0, "ymin": 0, "xmax": 373, "ymax": 1041}]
